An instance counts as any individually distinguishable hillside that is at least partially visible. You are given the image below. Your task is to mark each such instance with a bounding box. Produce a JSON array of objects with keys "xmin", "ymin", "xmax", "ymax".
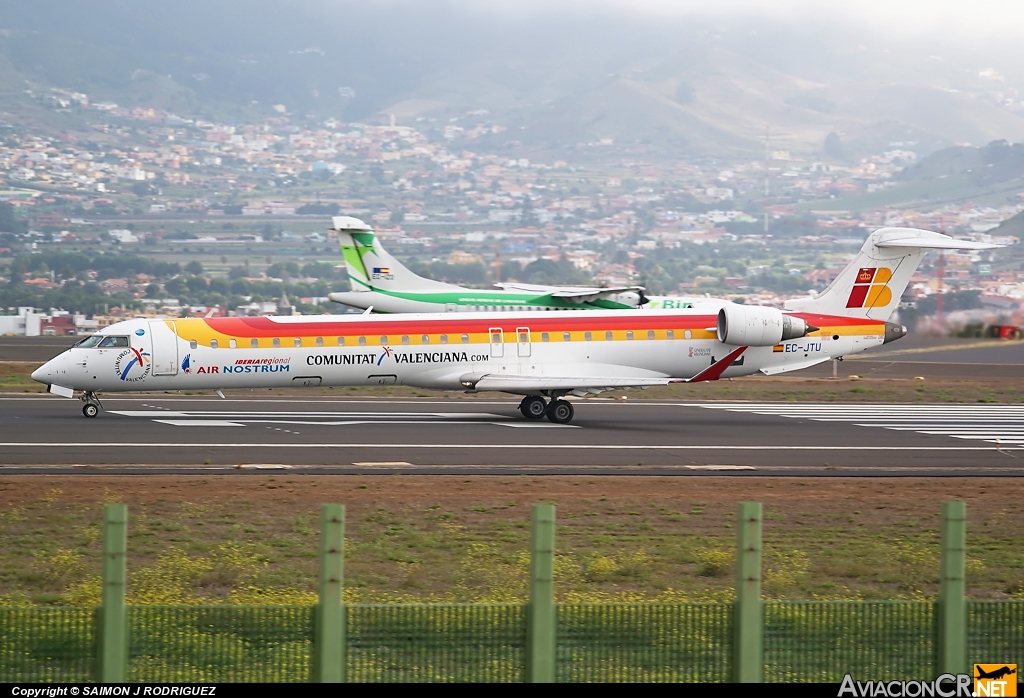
[{"xmin": 2, "ymin": 1, "xmax": 1024, "ymax": 159}]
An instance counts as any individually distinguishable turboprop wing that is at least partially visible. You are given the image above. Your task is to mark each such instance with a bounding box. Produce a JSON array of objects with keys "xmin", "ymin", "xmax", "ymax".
[{"xmin": 494, "ymin": 282, "xmax": 648, "ymax": 305}]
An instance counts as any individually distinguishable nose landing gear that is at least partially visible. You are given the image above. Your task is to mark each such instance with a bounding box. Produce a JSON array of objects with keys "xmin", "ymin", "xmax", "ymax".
[{"xmin": 81, "ymin": 391, "xmax": 102, "ymax": 418}]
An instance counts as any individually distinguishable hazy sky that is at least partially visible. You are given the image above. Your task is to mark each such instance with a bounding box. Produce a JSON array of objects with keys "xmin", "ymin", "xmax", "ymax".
[{"xmin": 439, "ymin": 0, "xmax": 1024, "ymax": 40}]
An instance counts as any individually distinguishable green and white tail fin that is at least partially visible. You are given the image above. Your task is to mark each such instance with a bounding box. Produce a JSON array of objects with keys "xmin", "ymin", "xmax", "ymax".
[
  {"xmin": 332, "ymin": 216, "xmax": 460, "ymax": 293},
  {"xmin": 784, "ymin": 227, "xmax": 999, "ymax": 320}
]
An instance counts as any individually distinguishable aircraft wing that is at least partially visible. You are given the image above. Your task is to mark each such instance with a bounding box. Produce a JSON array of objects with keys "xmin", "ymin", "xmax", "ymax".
[
  {"xmin": 460, "ymin": 373, "xmax": 680, "ymax": 394},
  {"xmin": 494, "ymin": 282, "xmax": 645, "ymax": 299},
  {"xmin": 458, "ymin": 348, "xmax": 748, "ymax": 394}
]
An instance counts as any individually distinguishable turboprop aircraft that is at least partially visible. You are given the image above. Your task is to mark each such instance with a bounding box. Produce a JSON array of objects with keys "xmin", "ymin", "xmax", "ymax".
[
  {"xmin": 32, "ymin": 228, "xmax": 997, "ymax": 423},
  {"xmin": 325, "ymin": 216, "xmax": 713, "ymax": 312}
]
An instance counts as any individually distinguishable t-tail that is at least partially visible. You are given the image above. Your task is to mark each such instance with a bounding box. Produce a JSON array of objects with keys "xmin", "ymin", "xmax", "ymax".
[
  {"xmin": 331, "ymin": 216, "xmax": 461, "ymax": 293},
  {"xmin": 784, "ymin": 227, "xmax": 999, "ymax": 320}
]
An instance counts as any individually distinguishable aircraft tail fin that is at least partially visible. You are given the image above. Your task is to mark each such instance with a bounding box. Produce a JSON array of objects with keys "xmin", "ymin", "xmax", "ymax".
[
  {"xmin": 331, "ymin": 216, "xmax": 457, "ymax": 293},
  {"xmin": 784, "ymin": 227, "xmax": 999, "ymax": 320}
]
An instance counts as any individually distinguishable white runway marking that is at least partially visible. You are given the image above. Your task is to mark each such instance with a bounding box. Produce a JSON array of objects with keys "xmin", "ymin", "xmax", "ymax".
[
  {"xmin": 692, "ymin": 403, "xmax": 1024, "ymax": 446},
  {"xmin": 153, "ymin": 420, "xmax": 244, "ymax": 427},
  {"xmin": 495, "ymin": 423, "xmax": 580, "ymax": 429},
  {"xmin": 0, "ymin": 443, "xmax": 1013, "ymax": 451},
  {"xmin": 109, "ymin": 409, "xmax": 517, "ymax": 428}
]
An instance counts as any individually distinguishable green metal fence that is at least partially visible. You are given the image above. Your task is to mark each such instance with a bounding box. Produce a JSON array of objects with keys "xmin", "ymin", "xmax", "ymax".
[
  {"xmin": 0, "ymin": 607, "xmax": 95, "ymax": 682},
  {"xmin": 968, "ymin": 601, "xmax": 1024, "ymax": 673},
  {"xmin": 2, "ymin": 501, "xmax": 1022, "ymax": 683},
  {"xmin": 348, "ymin": 603, "xmax": 524, "ymax": 682},
  {"xmin": 558, "ymin": 603, "xmax": 732, "ymax": 682},
  {"xmin": 128, "ymin": 606, "xmax": 314, "ymax": 683},
  {"xmin": 764, "ymin": 602, "xmax": 936, "ymax": 682}
]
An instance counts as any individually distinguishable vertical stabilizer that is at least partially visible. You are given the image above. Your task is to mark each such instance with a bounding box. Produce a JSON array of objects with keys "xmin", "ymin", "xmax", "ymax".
[
  {"xmin": 331, "ymin": 216, "xmax": 460, "ymax": 293},
  {"xmin": 784, "ymin": 227, "xmax": 999, "ymax": 320}
]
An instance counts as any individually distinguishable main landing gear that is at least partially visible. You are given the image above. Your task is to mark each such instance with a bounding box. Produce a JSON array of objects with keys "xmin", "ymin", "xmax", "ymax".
[
  {"xmin": 81, "ymin": 391, "xmax": 102, "ymax": 418},
  {"xmin": 518, "ymin": 396, "xmax": 575, "ymax": 424}
]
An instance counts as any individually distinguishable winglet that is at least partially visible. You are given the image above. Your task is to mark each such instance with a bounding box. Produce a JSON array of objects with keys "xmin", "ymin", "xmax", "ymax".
[{"xmin": 687, "ymin": 345, "xmax": 747, "ymax": 383}]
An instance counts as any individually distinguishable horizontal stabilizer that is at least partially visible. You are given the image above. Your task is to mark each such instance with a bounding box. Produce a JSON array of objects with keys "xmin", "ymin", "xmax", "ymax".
[{"xmin": 875, "ymin": 237, "xmax": 999, "ymax": 250}]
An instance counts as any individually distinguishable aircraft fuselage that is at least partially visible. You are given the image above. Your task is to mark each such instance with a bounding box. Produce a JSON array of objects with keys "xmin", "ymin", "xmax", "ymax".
[{"xmin": 33, "ymin": 309, "xmax": 885, "ymax": 395}]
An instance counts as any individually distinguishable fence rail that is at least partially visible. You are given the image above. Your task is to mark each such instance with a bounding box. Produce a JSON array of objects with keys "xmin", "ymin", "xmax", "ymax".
[{"xmin": 0, "ymin": 501, "xmax": 1021, "ymax": 683}]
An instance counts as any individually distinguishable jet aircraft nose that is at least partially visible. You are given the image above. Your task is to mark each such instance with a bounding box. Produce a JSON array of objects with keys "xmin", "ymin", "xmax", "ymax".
[{"xmin": 31, "ymin": 360, "xmax": 53, "ymax": 384}]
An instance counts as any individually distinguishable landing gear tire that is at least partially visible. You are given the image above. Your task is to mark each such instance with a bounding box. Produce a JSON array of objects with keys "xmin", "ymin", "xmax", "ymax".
[
  {"xmin": 82, "ymin": 403, "xmax": 99, "ymax": 418},
  {"xmin": 519, "ymin": 396, "xmax": 548, "ymax": 420},
  {"xmin": 546, "ymin": 399, "xmax": 574, "ymax": 424}
]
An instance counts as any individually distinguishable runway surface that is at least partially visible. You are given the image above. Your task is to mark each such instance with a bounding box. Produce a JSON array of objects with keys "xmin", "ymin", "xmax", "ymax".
[{"xmin": 2, "ymin": 395, "xmax": 1022, "ymax": 476}]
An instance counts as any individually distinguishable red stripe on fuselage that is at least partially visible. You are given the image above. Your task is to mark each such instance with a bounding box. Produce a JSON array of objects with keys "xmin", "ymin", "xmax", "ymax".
[{"xmin": 194, "ymin": 312, "xmax": 882, "ymax": 338}]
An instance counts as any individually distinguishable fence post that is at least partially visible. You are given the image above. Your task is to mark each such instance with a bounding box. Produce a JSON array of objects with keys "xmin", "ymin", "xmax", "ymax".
[
  {"xmin": 733, "ymin": 501, "xmax": 763, "ymax": 683},
  {"xmin": 938, "ymin": 500, "xmax": 967, "ymax": 676},
  {"xmin": 526, "ymin": 503, "xmax": 556, "ymax": 683},
  {"xmin": 96, "ymin": 503, "xmax": 127, "ymax": 683},
  {"xmin": 313, "ymin": 504, "xmax": 346, "ymax": 683}
]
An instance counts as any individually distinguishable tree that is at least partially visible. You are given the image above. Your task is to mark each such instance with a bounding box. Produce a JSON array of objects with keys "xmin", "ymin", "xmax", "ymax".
[
  {"xmin": 164, "ymin": 277, "xmax": 187, "ymax": 296},
  {"xmin": 0, "ymin": 203, "xmax": 27, "ymax": 234},
  {"xmin": 824, "ymin": 132, "xmax": 846, "ymax": 161},
  {"xmin": 184, "ymin": 260, "xmax": 203, "ymax": 275},
  {"xmin": 145, "ymin": 283, "xmax": 162, "ymax": 297}
]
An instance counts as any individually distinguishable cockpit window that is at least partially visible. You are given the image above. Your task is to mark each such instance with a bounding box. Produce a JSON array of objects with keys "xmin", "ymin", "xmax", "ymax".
[
  {"xmin": 74, "ymin": 335, "xmax": 104, "ymax": 348},
  {"xmin": 97, "ymin": 336, "xmax": 129, "ymax": 348}
]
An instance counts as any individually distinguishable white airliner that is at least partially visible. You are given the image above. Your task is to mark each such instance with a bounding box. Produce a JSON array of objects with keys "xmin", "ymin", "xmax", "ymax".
[
  {"xmin": 32, "ymin": 228, "xmax": 996, "ymax": 423},
  {"xmin": 325, "ymin": 216, "xmax": 711, "ymax": 313}
]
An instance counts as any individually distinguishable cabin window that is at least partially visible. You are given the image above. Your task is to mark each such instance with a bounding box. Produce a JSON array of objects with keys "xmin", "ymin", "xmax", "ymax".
[
  {"xmin": 667, "ymin": 330, "xmax": 674, "ymax": 339},
  {"xmin": 229, "ymin": 339, "xmax": 237, "ymax": 348},
  {"xmin": 422, "ymin": 335, "xmax": 429, "ymax": 344},
  {"xmin": 563, "ymin": 332, "xmax": 571, "ymax": 342},
  {"xmin": 491, "ymin": 331, "xmax": 501, "ymax": 343},
  {"xmin": 210, "ymin": 339, "xmax": 219, "ymax": 349},
  {"xmin": 684, "ymin": 330, "xmax": 692, "ymax": 339},
  {"xmin": 605, "ymin": 331, "xmax": 613, "ymax": 340},
  {"xmin": 378, "ymin": 336, "xmax": 386, "ymax": 345},
  {"xmin": 461, "ymin": 334, "xmax": 469, "ymax": 344},
  {"xmin": 541, "ymin": 332, "xmax": 549, "ymax": 342},
  {"xmin": 98, "ymin": 336, "xmax": 129, "ymax": 348},
  {"xmin": 519, "ymin": 332, "xmax": 528, "ymax": 343},
  {"xmin": 293, "ymin": 337, "xmax": 301, "ymax": 347},
  {"xmin": 358, "ymin": 336, "xmax": 366, "ymax": 346},
  {"xmin": 402, "ymin": 335, "xmax": 409, "ymax": 345},
  {"xmin": 584, "ymin": 331, "xmax": 592, "ymax": 341},
  {"xmin": 440, "ymin": 334, "xmax": 448, "ymax": 344},
  {"xmin": 626, "ymin": 331, "xmax": 634, "ymax": 340},
  {"xmin": 316, "ymin": 337, "xmax": 323, "ymax": 347},
  {"xmin": 251, "ymin": 338, "xmax": 258, "ymax": 348},
  {"xmin": 648, "ymin": 330, "xmax": 655, "ymax": 340},
  {"xmin": 273, "ymin": 338, "xmax": 281, "ymax": 348},
  {"xmin": 337, "ymin": 337, "xmax": 345, "ymax": 346},
  {"xmin": 190, "ymin": 340, "xmax": 198, "ymax": 349}
]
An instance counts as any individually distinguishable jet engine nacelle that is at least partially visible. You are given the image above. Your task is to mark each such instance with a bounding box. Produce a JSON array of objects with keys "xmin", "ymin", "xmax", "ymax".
[{"xmin": 716, "ymin": 305, "xmax": 815, "ymax": 346}]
